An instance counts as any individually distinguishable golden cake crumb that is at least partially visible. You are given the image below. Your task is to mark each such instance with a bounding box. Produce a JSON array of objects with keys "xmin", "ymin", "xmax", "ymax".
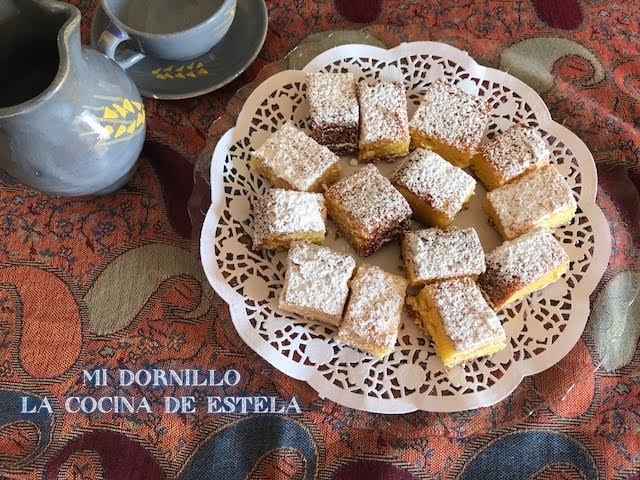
[
  {"xmin": 409, "ymin": 79, "xmax": 492, "ymax": 167},
  {"xmin": 409, "ymin": 277, "xmax": 506, "ymax": 368},
  {"xmin": 392, "ymin": 148, "xmax": 476, "ymax": 227},
  {"xmin": 479, "ymin": 228, "xmax": 570, "ymax": 310},
  {"xmin": 472, "ymin": 125, "xmax": 550, "ymax": 190}
]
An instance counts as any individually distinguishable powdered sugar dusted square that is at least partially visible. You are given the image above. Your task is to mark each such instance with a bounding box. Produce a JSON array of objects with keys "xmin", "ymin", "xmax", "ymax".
[
  {"xmin": 392, "ymin": 148, "xmax": 476, "ymax": 224},
  {"xmin": 474, "ymin": 125, "xmax": 550, "ymax": 189},
  {"xmin": 251, "ymin": 122, "xmax": 341, "ymax": 192},
  {"xmin": 402, "ymin": 227, "xmax": 486, "ymax": 287},
  {"xmin": 252, "ymin": 188, "xmax": 326, "ymax": 250},
  {"xmin": 324, "ymin": 164, "xmax": 412, "ymax": 256},
  {"xmin": 337, "ymin": 264, "xmax": 408, "ymax": 357},
  {"xmin": 279, "ymin": 243, "xmax": 356, "ymax": 326},
  {"xmin": 306, "ymin": 72, "xmax": 359, "ymax": 154},
  {"xmin": 409, "ymin": 79, "xmax": 492, "ymax": 164},
  {"xmin": 357, "ymin": 81, "xmax": 410, "ymax": 160}
]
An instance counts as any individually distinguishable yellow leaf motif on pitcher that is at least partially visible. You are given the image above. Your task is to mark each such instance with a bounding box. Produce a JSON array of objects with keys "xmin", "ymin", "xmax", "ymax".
[
  {"xmin": 115, "ymin": 125, "xmax": 127, "ymax": 138},
  {"xmin": 113, "ymin": 103, "xmax": 129, "ymax": 117},
  {"xmin": 122, "ymin": 98, "xmax": 135, "ymax": 113},
  {"xmin": 81, "ymin": 96, "xmax": 145, "ymax": 145},
  {"xmin": 152, "ymin": 61, "xmax": 209, "ymax": 80},
  {"xmin": 103, "ymin": 106, "xmax": 119, "ymax": 119}
]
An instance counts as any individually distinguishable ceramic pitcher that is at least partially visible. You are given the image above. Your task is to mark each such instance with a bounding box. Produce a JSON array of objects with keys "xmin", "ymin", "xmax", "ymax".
[{"xmin": 0, "ymin": 0, "xmax": 145, "ymax": 196}]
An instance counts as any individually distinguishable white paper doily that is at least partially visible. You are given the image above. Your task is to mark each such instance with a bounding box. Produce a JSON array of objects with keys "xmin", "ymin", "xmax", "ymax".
[{"xmin": 200, "ymin": 42, "xmax": 611, "ymax": 413}]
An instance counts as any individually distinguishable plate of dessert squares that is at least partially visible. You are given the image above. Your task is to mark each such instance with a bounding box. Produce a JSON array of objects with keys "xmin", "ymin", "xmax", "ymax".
[{"xmin": 200, "ymin": 42, "xmax": 611, "ymax": 413}]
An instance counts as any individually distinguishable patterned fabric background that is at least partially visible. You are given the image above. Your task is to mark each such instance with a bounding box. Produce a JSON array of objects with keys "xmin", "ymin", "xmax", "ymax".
[{"xmin": 0, "ymin": 0, "xmax": 638, "ymax": 478}]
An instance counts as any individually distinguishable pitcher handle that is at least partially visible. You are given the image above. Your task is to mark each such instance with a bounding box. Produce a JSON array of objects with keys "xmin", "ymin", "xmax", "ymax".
[{"xmin": 97, "ymin": 22, "xmax": 145, "ymax": 70}]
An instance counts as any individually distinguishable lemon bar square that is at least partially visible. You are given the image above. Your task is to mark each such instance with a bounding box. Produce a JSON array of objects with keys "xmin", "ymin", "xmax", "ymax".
[
  {"xmin": 250, "ymin": 122, "xmax": 341, "ymax": 192},
  {"xmin": 252, "ymin": 188, "xmax": 326, "ymax": 250},
  {"xmin": 306, "ymin": 72, "xmax": 359, "ymax": 154},
  {"xmin": 279, "ymin": 243, "xmax": 356, "ymax": 326},
  {"xmin": 484, "ymin": 164, "xmax": 577, "ymax": 240},
  {"xmin": 408, "ymin": 277, "xmax": 506, "ymax": 368},
  {"xmin": 472, "ymin": 125, "xmax": 550, "ymax": 190},
  {"xmin": 337, "ymin": 264, "xmax": 408, "ymax": 358},
  {"xmin": 392, "ymin": 148, "xmax": 476, "ymax": 227},
  {"xmin": 409, "ymin": 79, "xmax": 492, "ymax": 168},
  {"xmin": 324, "ymin": 164, "xmax": 412, "ymax": 257},
  {"xmin": 401, "ymin": 227, "xmax": 486, "ymax": 288},
  {"xmin": 357, "ymin": 81, "xmax": 410, "ymax": 161},
  {"xmin": 479, "ymin": 228, "xmax": 570, "ymax": 310}
]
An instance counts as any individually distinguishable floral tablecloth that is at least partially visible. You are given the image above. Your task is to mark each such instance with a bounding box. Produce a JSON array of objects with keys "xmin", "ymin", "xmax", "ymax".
[{"xmin": 0, "ymin": 1, "xmax": 638, "ymax": 478}]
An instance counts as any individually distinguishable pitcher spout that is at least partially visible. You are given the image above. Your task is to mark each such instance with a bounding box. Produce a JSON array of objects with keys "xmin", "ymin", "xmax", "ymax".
[{"xmin": 0, "ymin": 0, "xmax": 81, "ymax": 116}]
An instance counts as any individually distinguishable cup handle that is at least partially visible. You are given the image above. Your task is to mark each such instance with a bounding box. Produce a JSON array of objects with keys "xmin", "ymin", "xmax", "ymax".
[{"xmin": 97, "ymin": 22, "xmax": 145, "ymax": 70}]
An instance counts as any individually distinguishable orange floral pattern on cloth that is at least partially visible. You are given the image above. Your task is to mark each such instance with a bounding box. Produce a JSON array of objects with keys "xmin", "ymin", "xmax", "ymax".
[{"xmin": 0, "ymin": 0, "xmax": 637, "ymax": 478}]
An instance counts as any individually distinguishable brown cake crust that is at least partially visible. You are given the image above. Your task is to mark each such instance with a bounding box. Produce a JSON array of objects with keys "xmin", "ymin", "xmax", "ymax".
[
  {"xmin": 324, "ymin": 164, "xmax": 412, "ymax": 257},
  {"xmin": 479, "ymin": 228, "xmax": 570, "ymax": 309},
  {"xmin": 306, "ymin": 73, "xmax": 360, "ymax": 154},
  {"xmin": 309, "ymin": 125, "xmax": 359, "ymax": 155}
]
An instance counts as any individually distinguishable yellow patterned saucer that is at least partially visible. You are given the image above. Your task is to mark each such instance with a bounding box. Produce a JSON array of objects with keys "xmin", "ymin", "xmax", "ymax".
[{"xmin": 90, "ymin": 0, "xmax": 268, "ymax": 100}]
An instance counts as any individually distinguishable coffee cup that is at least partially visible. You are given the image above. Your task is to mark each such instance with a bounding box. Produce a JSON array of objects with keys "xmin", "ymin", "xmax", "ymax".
[{"xmin": 97, "ymin": 0, "xmax": 236, "ymax": 69}]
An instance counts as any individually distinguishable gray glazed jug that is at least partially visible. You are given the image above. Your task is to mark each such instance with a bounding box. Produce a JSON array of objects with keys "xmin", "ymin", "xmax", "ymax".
[{"xmin": 0, "ymin": 0, "xmax": 145, "ymax": 196}]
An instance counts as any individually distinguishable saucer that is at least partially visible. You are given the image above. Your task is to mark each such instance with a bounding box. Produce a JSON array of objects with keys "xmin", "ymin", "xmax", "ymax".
[{"xmin": 90, "ymin": 0, "xmax": 268, "ymax": 100}]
